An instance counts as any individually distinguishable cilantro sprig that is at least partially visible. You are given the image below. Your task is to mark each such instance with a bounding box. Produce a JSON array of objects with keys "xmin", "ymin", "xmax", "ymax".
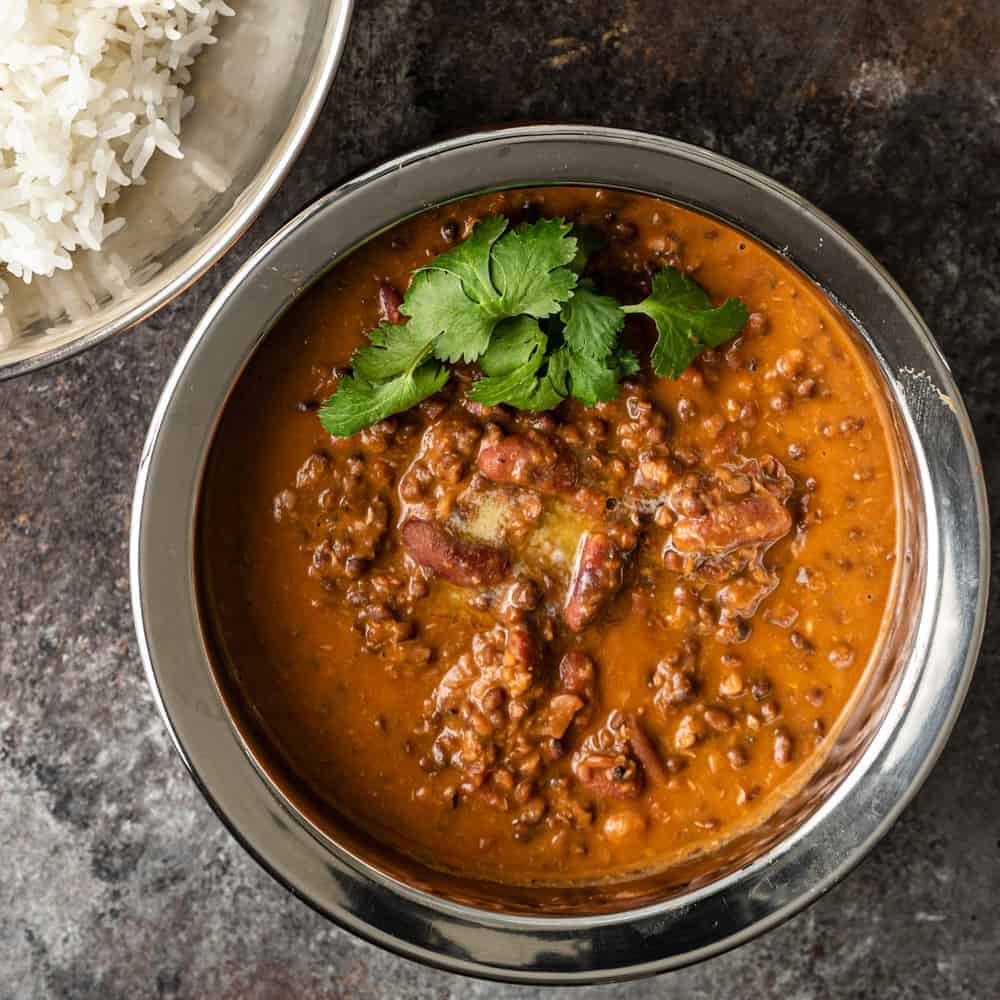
[
  {"xmin": 623, "ymin": 267, "xmax": 749, "ymax": 379},
  {"xmin": 469, "ymin": 316, "xmax": 564, "ymax": 411},
  {"xmin": 319, "ymin": 214, "xmax": 749, "ymax": 437}
]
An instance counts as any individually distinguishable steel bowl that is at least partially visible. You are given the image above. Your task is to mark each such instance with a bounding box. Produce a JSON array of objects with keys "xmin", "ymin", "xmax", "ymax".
[
  {"xmin": 130, "ymin": 126, "xmax": 989, "ymax": 983},
  {"xmin": 0, "ymin": 0, "xmax": 354, "ymax": 379}
]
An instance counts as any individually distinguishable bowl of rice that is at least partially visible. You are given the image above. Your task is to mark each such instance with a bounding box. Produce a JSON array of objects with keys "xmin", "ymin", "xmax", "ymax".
[{"xmin": 0, "ymin": 0, "xmax": 353, "ymax": 378}]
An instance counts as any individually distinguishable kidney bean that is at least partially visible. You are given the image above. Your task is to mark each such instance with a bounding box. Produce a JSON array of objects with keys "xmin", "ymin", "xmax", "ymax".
[
  {"xmin": 402, "ymin": 518, "xmax": 508, "ymax": 587},
  {"xmin": 558, "ymin": 651, "xmax": 596, "ymax": 696},
  {"xmin": 672, "ymin": 493, "xmax": 793, "ymax": 556},
  {"xmin": 626, "ymin": 714, "xmax": 669, "ymax": 784},
  {"xmin": 477, "ymin": 432, "xmax": 576, "ymax": 495},
  {"xmin": 564, "ymin": 532, "xmax": 629, "ymax": 632}
]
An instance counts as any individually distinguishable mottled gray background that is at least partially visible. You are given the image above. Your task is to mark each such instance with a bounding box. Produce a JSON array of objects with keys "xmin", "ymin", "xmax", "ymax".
[{"xmin": 2, "ymin": 1, "xmax": 998, "ymax": 997}]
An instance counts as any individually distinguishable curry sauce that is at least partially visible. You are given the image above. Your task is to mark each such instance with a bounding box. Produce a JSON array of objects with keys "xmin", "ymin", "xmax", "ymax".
[{"xmin": 199, "ymin": 187, "xmax": 901, "ymax": 888}]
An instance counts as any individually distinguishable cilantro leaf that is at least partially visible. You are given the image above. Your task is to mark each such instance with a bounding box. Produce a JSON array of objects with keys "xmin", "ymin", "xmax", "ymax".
[
  {"xmin": 560, "ymin": 282, "xmax": 625, "ymax": 360},
  {"xmin": 469, "ymin": 364, "xmax": 563, "ymax": 410},
  {"xmin": 468, "ymin": 317, "xmax": 563, "ymax": 410},
  {"xmin": 478, "ymin": 315, "xmax": 548, "ymax": 376},
  {"xmin": 613, "ymin": 345, "xmax": 641, "ymax": 377},
  {"xmin": 623, "ymin": 267, "xmax": 748, "ymax": 378},
  {"xmin": 418, "ymin": 215, "xmax": 508, "ymax": 304},
  {"xmin": 491, "ymin": 218, "xmax": 579, "ymax": 317},
  {"xmin": 542, "ymin": 283, "xmax": 631, "ymax": 406},
  {"xmin": 406, "ymin": 216, "xmax": 578, "ymax": 364},
  {"xmin": 319, "ymin": 362, "xmax": 448, "ymax": 437},
  {"xmin": 547, "ymin": 347, "xmax": 617, "ymax": 406},
  {"xmin": 404, "ymin": 269, "xmax": 497, "ymax": 364},
  {"xmin": 409, "ymin": 217, "xmax": 509, "ymax": 361},
  {"xmin": 351, "ymin": 321, "xmax": 434, "ymax": 381}
]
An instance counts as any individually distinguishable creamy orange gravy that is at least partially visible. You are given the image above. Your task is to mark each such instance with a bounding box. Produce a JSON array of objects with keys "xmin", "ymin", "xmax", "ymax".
[{"xmin": 199, "ymin": 187, "xmax": 900, "ymax": 887}]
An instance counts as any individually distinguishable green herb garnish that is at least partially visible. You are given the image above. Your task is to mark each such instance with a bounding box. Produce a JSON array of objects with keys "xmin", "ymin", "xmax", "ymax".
[
  {"xmin": 319, "ymin": 215, "xmax": 749, "ymax": 437},
  {"xmin": 468, "ymin": 316, "xmax": 564, "ymax": 411},
  {"xmin": 318, "ymin": 362, "xmax": 449, "ymax": 438},
  {"xmin": 623, "ymin": 267, "xmax": 749, "ymax": 379}
]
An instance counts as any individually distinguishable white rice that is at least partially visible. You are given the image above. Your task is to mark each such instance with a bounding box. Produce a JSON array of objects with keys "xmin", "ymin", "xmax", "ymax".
[{"xmin": 0, "ymin": 0, "xmax": 235, "ymax": 326}]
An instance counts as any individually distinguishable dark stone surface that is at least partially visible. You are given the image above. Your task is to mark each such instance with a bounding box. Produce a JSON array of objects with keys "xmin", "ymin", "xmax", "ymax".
[{"xmin": 2, "ymin": 1, "xmax": 998, "ymax": 996}]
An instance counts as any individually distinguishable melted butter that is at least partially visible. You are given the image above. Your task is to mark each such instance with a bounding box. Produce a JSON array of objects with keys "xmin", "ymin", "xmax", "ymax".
[
  {"xmin": 459, "ymin": 490, "xmax": 510, "ymax": 542},
  {"xmin": 530, "ymin": 504, "xmax": 593, "ymax": 572}
]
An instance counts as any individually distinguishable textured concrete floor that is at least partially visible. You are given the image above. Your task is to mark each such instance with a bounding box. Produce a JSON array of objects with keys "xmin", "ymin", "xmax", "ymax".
[{"xmin": 2, "ymin": 1, "xmax": 999, "ymax": 997}]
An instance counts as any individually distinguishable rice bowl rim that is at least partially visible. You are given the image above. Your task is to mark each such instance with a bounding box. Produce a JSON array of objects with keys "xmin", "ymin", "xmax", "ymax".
[{"xmin": 0, "ymin": 0, "xmax": 355, "ymax": 382}]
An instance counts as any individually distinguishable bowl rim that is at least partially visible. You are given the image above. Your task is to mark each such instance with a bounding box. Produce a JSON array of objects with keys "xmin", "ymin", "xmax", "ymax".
[
  {"xmin": 130, "ymin": 125, "xmax": 989, "ymax": 984},
  {"xmin": 0, "ymin": 0, "xmax": 355, "ymax": 381}
]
